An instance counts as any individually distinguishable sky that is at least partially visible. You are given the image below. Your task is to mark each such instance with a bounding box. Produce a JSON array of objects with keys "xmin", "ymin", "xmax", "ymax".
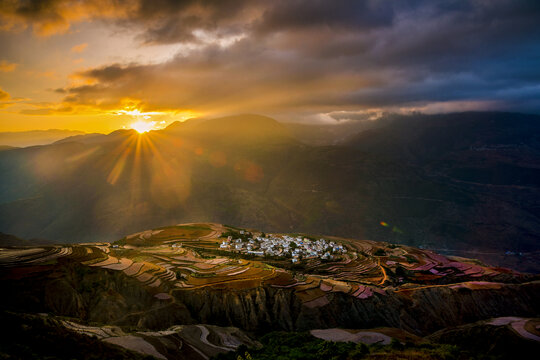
[{"xmin": 0, "ymin": 0, "xmax": 539, "ymax": 133}]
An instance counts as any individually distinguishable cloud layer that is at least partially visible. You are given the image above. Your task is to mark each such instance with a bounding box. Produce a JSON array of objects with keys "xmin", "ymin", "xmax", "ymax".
[{"xmin": 2, "ymin": 0, "xmax": 540, "ymax": 120}]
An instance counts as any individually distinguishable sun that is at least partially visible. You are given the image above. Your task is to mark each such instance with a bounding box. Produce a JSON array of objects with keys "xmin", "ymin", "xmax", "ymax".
[{"xmin": 130, "ymin": 120, "xmax": 156, "ymax": 134}]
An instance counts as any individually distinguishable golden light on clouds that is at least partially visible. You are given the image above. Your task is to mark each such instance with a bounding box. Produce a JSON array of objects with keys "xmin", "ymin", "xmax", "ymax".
[
  {"xmin": 0, "ymin": 88, "xmax": 9, "ymax": 101},
  {"xmin": 115, "ymin": 108, "xmax": 160, "ymax": 117},
  {"xmin": 71, "ymin": 43, "xmax": 88, "ymax": 53},
  {"xmin": 0, "ymin": 60, "xmax": 17, "ymax": 72},
  {"xmin": 0, "ymin": 0, "xmax": 138, "ymax": 36}
]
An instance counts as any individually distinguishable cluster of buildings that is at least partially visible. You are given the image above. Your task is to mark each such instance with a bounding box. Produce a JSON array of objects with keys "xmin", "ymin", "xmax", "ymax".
[{"xmin": 220, "ymin": 233, "xmax": 347, "ymax": 263}]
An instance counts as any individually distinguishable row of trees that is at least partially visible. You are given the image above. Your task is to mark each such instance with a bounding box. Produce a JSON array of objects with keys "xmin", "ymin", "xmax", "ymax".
[{"xmin": 214, "ymin": 331, "xmax": 462, "ymax": 360}]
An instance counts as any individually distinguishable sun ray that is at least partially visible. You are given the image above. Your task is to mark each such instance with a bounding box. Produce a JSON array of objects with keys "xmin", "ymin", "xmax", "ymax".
[
  {"xmin": 107, "ymin": 145, "xmax": 131, "ymax": 185},
  {"xmin": 104, "ymin": 132, "xmax": 138, "ymax": 185}
]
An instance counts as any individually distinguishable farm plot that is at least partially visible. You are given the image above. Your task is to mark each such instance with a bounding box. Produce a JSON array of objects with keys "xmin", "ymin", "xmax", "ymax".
[
  {"xmin": 123, "ymin": 225, "xmax": 216, "ymax": 246},
  {"xmin": 66, "ymin": 246, "xmax": 104, "ymax": 262},
  {"xmin": 60, "ymin": 316, "xmax": 256, "ymax": 360},
  {"xmin": 351, "ymin": 285, "xmax": 375, "ymax": 299},
  {"xmin": 329, "ymin": 261, "xmax": 380, "ymax": 282},
  {"xmin": 0, "ymin": 246, "xmax": 73, "ymax": 266},
  {"xmin": 296, "ymin": 286, "xmax": 327, "ymax": 304},
  {"xmin": 101, "ymin": 257, "xmax": 133, "ymax": 270},
  {"xmin": 487, "ymin": 317, "xmax": 540, "ymax": 342},
  {"xmin": 85, "ymin": 252, "xmax": 177, "ymax": 290},
  {"xmin": 0, "ymin": 247, "xmax": 45, "ymax": 259},
  {"xmin": 178, "ymin": 261, "xmax": 277, "ymax": 290},
  {"xmin": 104, "ymin": 336, "xmax": 166, "ymax": 359},
  {"xmin": 89, "ymin": 256, "xmax": 119, "ymax": 267},
  {"xmin": 294, "ymin": 278, "xmax": 321, "ymax": 292},
  {"xmin": 264, "ymin": 270, "xmax": 295, "ymax": 287},
  {"xmin": 123, "ymin": 262, "xmax": 145, "ymax": 276}
]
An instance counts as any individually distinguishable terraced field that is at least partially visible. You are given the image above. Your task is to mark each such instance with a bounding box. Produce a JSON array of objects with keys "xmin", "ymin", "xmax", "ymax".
[
  {"xmin": 60, "ymin": 319, "xmax": 257, "ymax": 360},
  {"xmin": 0, "ymin": 246, "xmax": 73, "ymax": 266},
  {"xmin": 0, "ymin": 223, "xmax": 527, "ymax": 309},
  {"xmin": 1, "ymin": 223, "xmax": 538, "ymax": 359}
]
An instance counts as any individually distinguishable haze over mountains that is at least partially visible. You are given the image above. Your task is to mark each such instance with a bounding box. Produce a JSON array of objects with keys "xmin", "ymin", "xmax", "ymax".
[
  {"xmin": 0, "ymin": 129, "xmax": 87, "ymax": 148},
  {"xmin": 1, "ymin": 112, "xmax": 539, "ymax": 272}
]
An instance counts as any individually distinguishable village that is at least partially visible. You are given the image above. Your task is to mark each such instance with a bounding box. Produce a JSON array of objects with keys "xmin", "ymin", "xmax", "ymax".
[{"xmin": 219, "ymin": 231, "xmax": 347, "ymax": 263}]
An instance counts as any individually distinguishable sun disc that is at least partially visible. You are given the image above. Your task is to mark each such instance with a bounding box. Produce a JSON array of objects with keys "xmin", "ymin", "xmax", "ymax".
[{"xmin": 131, "ymin": 120, "xmax": 155, "ymax": 133}]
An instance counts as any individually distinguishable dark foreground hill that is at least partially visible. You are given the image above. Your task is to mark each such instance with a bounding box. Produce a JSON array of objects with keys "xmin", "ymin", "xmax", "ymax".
[
  {"xmin": 1, "ymin": 223, "xmax": 539, "ymax": 359},
  {"xmin": 0, "ymin": 113, "xmax": 539, "ymax": 271}
]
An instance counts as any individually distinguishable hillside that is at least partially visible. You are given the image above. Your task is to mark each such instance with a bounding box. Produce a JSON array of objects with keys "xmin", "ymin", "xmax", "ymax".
[
  {"xmin": 166, "ymin": 114, "xmax": 293, "ymax": 141},
  {"xmin": 54, "ymin": 129, "xmax": 137, "ymax": 145},
  {"xmin": 1, "ymin": 223, "xmax": 539, "ymax": 359},
  {"xmin": 0, "ymin": 113, "xmax": 539, "ymax": 272},
  {"xmin": 282, "ymin": 118, "xmax": 392, "ymax": 146},
  {"xmin": 345, "ymin": 112, "xmax": 540, "ymax": 270},
  {"xmin": 346, "ymin": 112, "xmax": 540, "ymax": 163},
  {"xmin": 0, "ymin": 233, "xmax": 53, "ymax": 247}
]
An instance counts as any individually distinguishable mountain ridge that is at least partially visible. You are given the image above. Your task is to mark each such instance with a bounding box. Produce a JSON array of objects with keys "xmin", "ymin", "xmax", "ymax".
[{"xmin": 0, "ymin": 129, "xmax": 87, "ymax": 147}]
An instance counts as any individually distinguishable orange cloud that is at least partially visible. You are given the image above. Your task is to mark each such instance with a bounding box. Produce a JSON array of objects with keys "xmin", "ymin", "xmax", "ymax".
[
  {"xmin": 17, "ymin": 101, "xmax": 88, "ymax": 116},
  {"xmin": 25, "ymin": 70, "xmax": 59, "ymax": 80},
  {"xmin": 71, "ymin": 43, "xmax": 88, "ymax": 53},
  {"xmin": 0, "ymin": 60, "xmax": 17, "ymax": 72},
  {"xmin": 0, "ymin": 0, "xmax": 137, "ymax": 36},
  {"xmin": 0, "ymin": 87, "xmax": 10, "ymax": 101},
  {"xmin": 0, "ymin": 87, "xmax": 11, "ymax": 108}
]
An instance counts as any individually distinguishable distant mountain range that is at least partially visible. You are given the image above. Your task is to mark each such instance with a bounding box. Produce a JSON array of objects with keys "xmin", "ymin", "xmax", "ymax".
[
  {"xmin": 0, "ymin": 112, "xmax": 539, "ymax": 272},
  {"xmin": 0, "ymin": 129, "xmax": 88, "ymax": 147}
]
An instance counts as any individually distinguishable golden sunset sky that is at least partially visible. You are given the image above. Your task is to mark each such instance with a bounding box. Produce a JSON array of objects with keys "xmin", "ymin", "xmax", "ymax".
[{"xmin": 0, "ymin": 1, "xmax": 539, "ymax": 133}]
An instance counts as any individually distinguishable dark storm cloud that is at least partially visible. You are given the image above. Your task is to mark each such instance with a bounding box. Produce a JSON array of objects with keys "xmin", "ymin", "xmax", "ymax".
[
  {"xmin": 132, "ymin": 0, "xmax": 397, "ymax": 45},
  {"xmin": 254, "ymin": 0, "xmax": 394, "ymax": 32},
  {"xmin": 82, "ymin": 63, "xmax": 147, "ymax": 82},
  {"xmin": 128, "ymin": 0, "xmax": 253, "ymax": 44},
  {"xmin": 4, "ymin": 0, "xmax": 540, "ymax": 115}
]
